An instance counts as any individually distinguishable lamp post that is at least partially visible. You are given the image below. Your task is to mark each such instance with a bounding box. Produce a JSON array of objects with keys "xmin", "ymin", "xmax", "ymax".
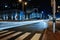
[
  {"xmin": 53, "ymin": 0, "xmax": 56, "ymax": 33},
  {"xmin": 19, "ymin": 0, "xmax": 22, "ymax": 2},
  {"xmin": 19, "ymin": 0, "xmax": 27, "ymax": 12},
  {"xmin": 19, "ymin": 0, "xmax": 27, "ymax": 20}
]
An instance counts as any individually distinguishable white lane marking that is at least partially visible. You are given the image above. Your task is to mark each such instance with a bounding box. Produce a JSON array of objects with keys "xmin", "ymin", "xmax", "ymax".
[
  {"xmin": 0, "ymin": 32, "xmax": 22, "ymax": 40},
  {"xmin": 15, "ymin": 32, "xmax": 31, "ymax": 40},
  {"xmin": 31, "ymin": 33, "xmax": 41, "ymax": 40}
]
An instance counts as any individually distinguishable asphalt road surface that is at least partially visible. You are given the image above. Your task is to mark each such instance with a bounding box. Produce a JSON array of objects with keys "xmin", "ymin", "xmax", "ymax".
[
  {"xmin": 0, "ymin": 20, "xmax": 49, "ymax": 31},
  {"xmin": 0, "ymin": 20, "xmax": 49, "ymax": 40},
  {"xmin": 0, "ymin": 20, "xmax": 60, "ymax": 40}
]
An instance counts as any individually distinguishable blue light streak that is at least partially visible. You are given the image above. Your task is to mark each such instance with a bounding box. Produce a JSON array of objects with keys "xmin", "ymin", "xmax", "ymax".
[{"xmin": 0, "ymin": 20, "xmax": 49, "ymax": 30}]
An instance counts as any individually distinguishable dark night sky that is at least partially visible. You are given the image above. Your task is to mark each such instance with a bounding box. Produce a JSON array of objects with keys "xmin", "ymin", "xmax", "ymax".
[
  {"xmin": 0, "ymin": 0, "xmax": 51, "ymax": 12},
  {"xmin": 56, "ymin": 0, "xmax": 60, "ymax": 6}
]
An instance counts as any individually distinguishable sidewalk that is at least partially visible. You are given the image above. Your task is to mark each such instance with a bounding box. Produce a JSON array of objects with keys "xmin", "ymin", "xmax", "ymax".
[
  {"xmin": 45, "ymin": 28, "xmax": 60, "ymax": 40},
  {"xmin": 42, "ymin": 23, "xmax": 60, "ymax": 40}
]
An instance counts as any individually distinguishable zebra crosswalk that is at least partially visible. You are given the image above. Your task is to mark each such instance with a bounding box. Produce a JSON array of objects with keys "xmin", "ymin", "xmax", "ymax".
[{"xmin": 0, "ymin": 30, "xmax": 42, "ymax": 40}]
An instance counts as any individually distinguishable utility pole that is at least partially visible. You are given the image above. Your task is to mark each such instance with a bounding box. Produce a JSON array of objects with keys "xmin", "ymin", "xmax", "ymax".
[{"xmin": 53, "ymin": 0, "xmax": 56, "ymax": 33}]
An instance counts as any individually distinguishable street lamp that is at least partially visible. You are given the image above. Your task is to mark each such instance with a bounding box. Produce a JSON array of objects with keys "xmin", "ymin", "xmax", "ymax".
[
  {"xmin": 24, "ymin": 2, "xmax": 27, "ymax": 5},
  {"xmin": 18, "ymin": 0, "xmax": 27, "ymax": 11},
  {"xmin": 19, "ymin": 0, "xmax": 22, "ymax": 2},
  {"xmin": 53, "ymin": 0, "xmax": 56, "ymax": 33},
  {"xmin": 5, "ymin": 5, "xmax": 8, "ymax": 8},
  {"xmin": 18, "ymin": 0, "xmax": 28, "ymax": 20}
]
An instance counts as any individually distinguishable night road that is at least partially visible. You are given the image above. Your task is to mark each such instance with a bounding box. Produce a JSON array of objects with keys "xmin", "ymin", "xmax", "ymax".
[
  {"xmin": 0, "ymin": 20, "xmax": 49, "ymax": 40},
  {"xmin": 0, "ymin": 20, "xmax": 60, "ymax": 40}
]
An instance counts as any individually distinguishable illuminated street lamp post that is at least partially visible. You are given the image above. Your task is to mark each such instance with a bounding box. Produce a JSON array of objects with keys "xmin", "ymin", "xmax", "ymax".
[
  {"xmin": 19, "ymin": 0, "xmax": 27, "ymax": 20},
  {"xmin": 24, "ymin": 2, "xmax": 27, "ymax": 5},
  {"xmin": 19, "ymin": 0, "xmax": 27, "ymax": 12},
  {"xmin": 19, "ymin": 0, "xmax": 22, "ymax": 2},
  {"xmin": 53, "ymin": 0, "xmax": 56, "ymax": 33}
]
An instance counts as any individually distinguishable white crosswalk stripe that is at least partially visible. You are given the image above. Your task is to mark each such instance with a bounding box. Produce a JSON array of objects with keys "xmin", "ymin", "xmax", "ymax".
[
  {"xmin": 15, "ymin": 32, "xmax": 31, "ymax": 40},
  {"xmin": 0, "ymin": 31, "xmax": 14, "ymax": 37},
  {"xmin": 0, "ymin": 30, "xmax": 8, "ymax": 34},
  {"xmin": 31, "ymin": 33, "xmax": 41, "ymax": 40}
]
